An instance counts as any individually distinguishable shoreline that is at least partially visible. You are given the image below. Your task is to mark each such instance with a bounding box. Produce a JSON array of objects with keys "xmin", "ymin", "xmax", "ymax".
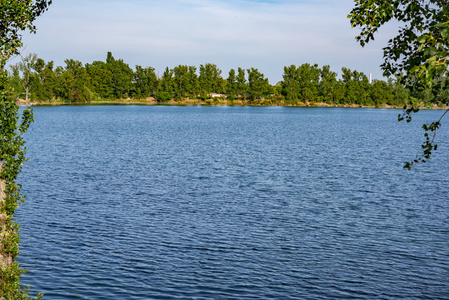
[{"xmin": 17, "ymin": 98, "xmax": 449, "ymax": 110}]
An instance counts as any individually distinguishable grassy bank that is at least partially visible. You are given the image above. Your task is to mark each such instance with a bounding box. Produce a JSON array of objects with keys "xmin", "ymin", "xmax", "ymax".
[{"xmin": 18, "ymin": 97, "xmax": 449, "ymax": 110}]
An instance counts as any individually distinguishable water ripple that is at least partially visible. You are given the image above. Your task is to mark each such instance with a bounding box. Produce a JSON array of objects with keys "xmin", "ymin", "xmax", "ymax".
[{"xmin": 15, "ymin": 106, "xmax": 449, "ymax": 299}]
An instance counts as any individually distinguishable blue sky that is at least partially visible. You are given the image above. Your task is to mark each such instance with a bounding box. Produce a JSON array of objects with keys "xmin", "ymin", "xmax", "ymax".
[{"xmin": 13, "ymin": 0, "xmax": 399, "ymax": 83}]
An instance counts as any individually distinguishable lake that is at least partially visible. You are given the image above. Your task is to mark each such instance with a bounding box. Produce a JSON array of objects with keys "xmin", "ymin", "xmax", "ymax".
[{"xmin": 16, "ymin": 105, "xmax": 449, "ymax": 299}]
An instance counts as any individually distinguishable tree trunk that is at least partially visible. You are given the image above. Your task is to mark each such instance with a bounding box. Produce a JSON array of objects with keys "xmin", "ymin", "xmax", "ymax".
[{"xmin": 25, "ymin": 87, "xmax": 29, "ymax": 105}]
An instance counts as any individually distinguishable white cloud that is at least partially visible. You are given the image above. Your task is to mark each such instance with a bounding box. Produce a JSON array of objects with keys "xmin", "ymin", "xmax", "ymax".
[{"xmin": 15, "ymin": 0, "xmax": 400, "ymax": 83}]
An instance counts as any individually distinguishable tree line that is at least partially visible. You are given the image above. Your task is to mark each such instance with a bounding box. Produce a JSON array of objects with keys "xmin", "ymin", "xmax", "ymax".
[{"xmin": 8, "ymin": 52, "xmax": 449, "ymax": 107}]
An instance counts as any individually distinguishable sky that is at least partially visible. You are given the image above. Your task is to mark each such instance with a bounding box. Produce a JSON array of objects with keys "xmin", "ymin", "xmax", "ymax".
[{"xmin": 12, "ymin": 0, "xmax": 400, "ymax": 84}]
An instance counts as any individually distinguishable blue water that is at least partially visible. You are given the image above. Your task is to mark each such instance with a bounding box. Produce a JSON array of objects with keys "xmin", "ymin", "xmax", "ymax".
[{"xmin": 16, "ymin": 106, "xmax": 449, "ymax": 299}]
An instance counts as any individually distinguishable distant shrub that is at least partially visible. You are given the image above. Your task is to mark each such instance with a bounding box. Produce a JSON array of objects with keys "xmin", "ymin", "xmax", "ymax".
[{"xmin": 157, "ymin": 92, "xmax": 172, "ymax": 102}]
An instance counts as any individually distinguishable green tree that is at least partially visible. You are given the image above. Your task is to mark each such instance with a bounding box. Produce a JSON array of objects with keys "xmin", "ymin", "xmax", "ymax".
[
  {"xmin": 247, "ymin": 68, "xmax": 269, "ymax": 101},
  {"xmin": 157, "ymin": 67, "xmax": 174, "ymax": 102},
  {"xmin": 57, "ymin": 59, "xmax": 94, "ymax": 103},
  {"xmin": 333, "ymin": 80, "xmax": 346, "ymax": 105},
  {"xmin": 226, "ymin": 69, "xmax": 237, "ymax": 100},
  {"xmin": 370, "ymin": 79, "xmax": 393, "ymax": 106},
  {"xmin": 199, "ymin": 63, "xmax": 224, "ymax": 97},
  {"xmin": 390, "ymin": 76, "xmax": 411, "ymax": 107},
  {"xmin": 10, "ymin": 53, "xmax": 38, "ymax": 104},
  {"xmin": 297, "ymin": 63, "xmax": 320, "ymax": 103},
  {"xmin": 1, "ymin": 0, "xmax": 51, "ymax": 299},
  {"xmin": 187, "ymin": 66, "xmax": 199, "ymax": 98},
  {"xmin": 7, "ymin": 68, "xmax": 22, "ymax": 101},
  {"xmin": 236, "ymin": 67, "xmax": 247, "ymax": 100},
  {"xmin": 341, "ymin": 67, "xmax": 371, "ymax": 105},
  {"xmin": 173, "ymin": 65, "xmax": 190, "ymax": 100},
  {"xmin": 349, "ymin": 0, "xmax": 449, "ymax": 168},
  {"xmin": 105, "ymin": 52, "xmax": 133, "ymax": 99},
  {"xmin": 433, "ymin": 72, "xmax": 449, "ymax": 106},
  {"xmin": 349, "ymin": 0, "xmax": 448, "ymax": 78},
  {"xmin": 282, "ymin": 65, "xmax": 300, "ymax": 103},
  {"xmin": 32, "ymin": 58, "xmax": 56, "ymax": 101},
  {"xmin": 319, "ymin": 65, "xmax": 338, "ymax": 104},
  {"xmin": 53, "ymin": 65, "xmax": 73, "ymax": 101},
  {"xmin": 86, "ymin": 61, "xmax": 113, "ymax": 98},
  {"xmin": 282, "ymin": 64, "xmax": 321, "ymax": 104},
  {"xmin": 132, "ymin": 65, "xmax": 157, "ymax": 99}
]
